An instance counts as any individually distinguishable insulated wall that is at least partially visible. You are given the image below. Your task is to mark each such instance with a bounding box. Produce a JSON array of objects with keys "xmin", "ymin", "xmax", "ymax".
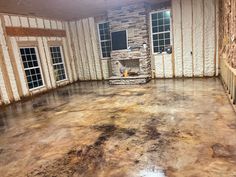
[
  {"xmin": 153, "ymin": 0, "xmax": 219, "ymax": 78},
  {"xmin": 66, "ymin": 18, "xmax": 104, "ymax": 81},
  {"xmin": 0, "ymin": 14, "xmax": 76, "ymax": 105}
]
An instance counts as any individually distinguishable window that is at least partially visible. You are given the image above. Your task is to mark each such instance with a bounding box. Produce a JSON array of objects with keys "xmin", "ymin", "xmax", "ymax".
[
  {"xmin": 111, "ymin": 30, "xmax": 128, "ymax": 51},
  {"xmin": 151, "ymin": 10, "xmax": 171, "ymax": 53},
  {"xmin": 98, "ymin": 22, "xmax": 111, "ymax": 58},
  {"xmin": 20, "ymin": 47, "xmax": 44, "ymax": 90},
  {"xmin": 49, "ymin": 46, "xmax": 67, "ymax": 82}
]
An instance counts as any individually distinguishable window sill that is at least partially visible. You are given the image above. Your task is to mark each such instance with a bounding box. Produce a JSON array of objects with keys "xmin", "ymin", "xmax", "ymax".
[
  {"xmin": 29, "ymin": 85, "xmax": 46, "ymax": 92},
  {"xmin": 56, "ymin": 79, "xmax": 69, "ymax": 85},
  {"xmin": 101, "ymin": 57, "xmax": 111, "ymax": 60},
  {"xmin": 152, "ymin": 52, "xmax": 171, "ymax": 56}
]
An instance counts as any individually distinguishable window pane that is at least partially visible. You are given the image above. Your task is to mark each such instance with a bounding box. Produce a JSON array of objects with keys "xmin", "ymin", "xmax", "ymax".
[
  {"xmin": 154, "ymin": 47, "xmax": 159, "ymax": 53},
  {"xmin": 158, "ymin": 12, "xmax": 163, "ymax": 19},
  {"xmin": 165, "ymin": 39, "xmax": 171, "ymax": 45},
  {"xmin": 25, "ymin": 48, "xmax": 30, "ymax": 54},
  {"xmin": 152, "ymin": 13, "xmax": 158, "ymax": 20},
  {"xmin": 159, "ymin": 40, "xmax": 164, "ymax": 46},
  {"xmin": 152, "ymin": 27, "xmax": 158, "ymax": 33},
  {"xmin": 153, "ymin": 41, "xmax": 158, "ymax": 47},
  {"xmin": 159, "ymin": 26, "xmax": 164, "ymax": 32},
  {"xmin": 165, "ymin": 33, "xmax": 170, "ymax": 39},
  {"xmin": 164, "ymin": 25, "xmax": 170, "ymax": 31},
  {"xmin": 159, "ymin": 33, "xmax": 164, "ymax": 40},
  {"xmin": 158, "ymin": 19, "xmax": 163, "ymax": 26},
  {"xmin": 164, "ymin": 18, "xmax": 170, "ymax": 25},
  {"xmin": 20, "ymin": 49, "xmax": 25, "ymax": 55},
  {"xmin": 50, "ymin": 46, "xmax": 67, "ymax": 82},
  {"xmin": 153, "ymin": 34, "xmax": 158, "ymax": 40},
  {"xmin": 164, "ymin": 11, "xmax": 171, "ymax": 18},
  {"xmin": 30, "ymin": 48, "xmax": 35, "ymax": 54},
  {"xmin": 152, "ymin": 21, "xmax": 157, "ymax": 27}
]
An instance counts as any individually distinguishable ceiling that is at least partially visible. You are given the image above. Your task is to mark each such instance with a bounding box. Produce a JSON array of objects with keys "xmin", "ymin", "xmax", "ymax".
[{"xmin": 0, "ymin": 0, "xmax": 168, "ymax": 20}]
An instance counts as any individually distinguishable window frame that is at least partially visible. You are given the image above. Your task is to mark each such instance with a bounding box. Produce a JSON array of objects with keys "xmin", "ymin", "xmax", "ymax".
[
  {"xmin": 97, "ymin": 21, "xmax": 112, "ymax": 59},
  {"xmin": 19, "ymin": 46, "xmax": 45, "ymax": 91},
  {"xmin": 150, "ymin": 9, "xmax": 172, "ymax": 55},
  {"xmin": 49, "ymin": 45, "xmax": 68, "ymax": 83}
]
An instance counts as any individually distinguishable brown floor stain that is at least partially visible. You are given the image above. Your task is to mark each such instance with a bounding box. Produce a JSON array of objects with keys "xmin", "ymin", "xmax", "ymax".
[{"xmin": 0, "ymin": 78, "xmax": 236, "ymax": 177}]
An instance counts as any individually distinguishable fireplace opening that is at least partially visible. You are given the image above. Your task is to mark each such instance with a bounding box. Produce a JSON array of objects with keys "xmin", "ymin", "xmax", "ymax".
[{"xmin": 117, "ymin": 59, "xmax": 140, "ymax": 77}]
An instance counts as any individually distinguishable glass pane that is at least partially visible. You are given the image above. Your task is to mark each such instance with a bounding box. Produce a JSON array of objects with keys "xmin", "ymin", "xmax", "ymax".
[
  {"xmin": 152, "ymin": 27, "xmax": 158, "ymax": 33},
  {"xmin": 165, "ymin": 32, "xmax": 170, "ymax": 39},
  {"xmin": 165, "ymin": 39, "xmax": 171, "ymax": 45},
  {"xmin": 164, "ymin": 25, "xmax": 170, "ymax": 31},
  {"xmin": 159, "ymin": 26, "xmax": 164, "ymax": 32},
  {"xmin": 164, "ymin": 11, "xmax": 171, "ymax": 18},
  {"xmin": 152, "ymin": 13, "xmax": 158, "ymax": 20},
  {"xmin": 153, "ymin": 34, "xmax": 158, "ymax": 40},
  {"xmin": 152, "ymin": 21, "xmax": 157, "ymax": 27},
  {"xmin": 159, "ymin": 33, "xmax": 164, "ymax": 40},
  {"xmin": 153, "ymin": 41, "xmax": 158, "ymax": 47},
  {"xmin": 158, "ymin": 19, "xmax": 163, "ymax": 26},
  {"xmin": 164, "ymin": 18, "xmax": 170, "ymax": 25},
  {"xmin": 158, "ymin": 12, "xmax": 163, "ymax": 19}
]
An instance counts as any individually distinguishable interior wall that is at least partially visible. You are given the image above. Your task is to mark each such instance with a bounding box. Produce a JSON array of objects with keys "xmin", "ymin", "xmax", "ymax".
[
  {"xmin": 219, "ymin": 0, "xmax": 236, "ymax": 66},
  {"xmin": 65, "ymin": 19, "xmax": 103, "ymax": 81},
  {"xmin": 153, "ymin": 0, "xmax": 219, "ymax": 78},
  {"xmin": 0, "ymin": 14, "xmax": 76, "ymax": 105}
]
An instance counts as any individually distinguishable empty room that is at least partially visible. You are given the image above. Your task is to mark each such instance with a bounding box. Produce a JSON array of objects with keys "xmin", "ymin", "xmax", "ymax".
[{"xmin": 0, "ymin": 0, "xmax": 236, "ymax": 176}]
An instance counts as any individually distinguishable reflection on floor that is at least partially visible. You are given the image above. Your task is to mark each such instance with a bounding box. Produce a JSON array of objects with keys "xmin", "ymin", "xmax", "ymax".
[{"xmin": 0, "ymin": 78, "xmax": 236, "ymax": 177}]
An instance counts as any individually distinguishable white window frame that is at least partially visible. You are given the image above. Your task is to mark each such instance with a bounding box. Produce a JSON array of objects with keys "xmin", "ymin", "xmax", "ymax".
[
  {"xmin": 150, "ymin": 9, "xmax": 172, "ymax": 55},
  {"xmin": 97, "ymin": 21, "xmax": 111, "ymax": 59},
  {"xmin": 49, "ymin": 45, "xmax": 68, "ymax": 83},
  {"xmin": 19, "ymin": 47, "xmax": 45, "ymax": 91}
]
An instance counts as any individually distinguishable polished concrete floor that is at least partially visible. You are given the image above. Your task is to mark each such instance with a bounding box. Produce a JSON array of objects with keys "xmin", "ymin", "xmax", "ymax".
[{"xmin": 0, "ymin": 78, "xmax": 236, "ymax": 177}]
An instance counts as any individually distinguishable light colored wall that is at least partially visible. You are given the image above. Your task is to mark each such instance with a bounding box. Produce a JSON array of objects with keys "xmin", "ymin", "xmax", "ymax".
[
  {"xmin": 65, "ymin": 18, "xmax": 103, "ymax": 81},
  {"xmin": 152, "ymin": 0, "xmax": 219, "ymax": 78},
  {"xmin": 0, "ymin": 14, "xmax": 76, "ymax": 105}
]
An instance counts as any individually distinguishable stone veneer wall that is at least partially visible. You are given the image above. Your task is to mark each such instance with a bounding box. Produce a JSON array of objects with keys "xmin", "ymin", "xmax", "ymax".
[
  {"xmin": 107, "ymin": 3, "xmax": 151, "ymax": 77},
  {"xmin": 219, "ymin": 0, "xmax": 236, "ymax": 67}
]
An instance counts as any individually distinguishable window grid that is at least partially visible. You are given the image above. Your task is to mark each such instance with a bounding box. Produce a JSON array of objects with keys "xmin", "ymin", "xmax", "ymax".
[
  {"xmin": 98, "ymin": 22, "xmax": 111, "ymax": 58},
  {"xmin": 151, "ymin": 10, "xmax": 171, "ymax": 53},
  {"xmin": 20, "ymin": 47, "xmax": 44, "ymax": 90},
  {"xmin": 50, "ymin": 46, "xmax": 67, "ymax": 82}
]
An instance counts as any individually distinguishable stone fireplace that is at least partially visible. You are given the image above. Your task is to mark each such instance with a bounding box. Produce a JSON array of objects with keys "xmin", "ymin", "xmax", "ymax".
[{"xmin": 108, "ymin": 3, "xmax": 151, "ymax": 85}]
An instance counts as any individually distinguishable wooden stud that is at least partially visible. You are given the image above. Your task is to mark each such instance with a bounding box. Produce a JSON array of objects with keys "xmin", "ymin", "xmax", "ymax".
[
  {"xmin": 69, "ymin": 21, "xmax": 85, "ymax": 80},
  {"xmin": 62, "ymin": 38, "xmax": 74, "ymax": 83},
  {"xmin": 10, "ymin": 37, "xmax": 29, "ymax": 96},
  {"xmin": 192, "ymin": 0, "xmax": 204, "ymax": 77},
  {"xmin": 172, "ymin": 0, "xmax": 183, "ymax": 77},
  {"xmin": 76, "ymin": 20, "xmax": 91, "ymax": 80},
  {"xmin": 204, "ymin": 0, "xmax": 216, "ymax": 76},
  {"xmin": 181, "ymin": 0, "xmax": 193, "ymax": 77},
  {"xmin": 88, "ymin": 17, "xmax": 103, "ymax": 80},
  {"xmin": 82, "ymin": 19, "xmax": 97, "ymax": 80},
  {"xmin": 65, "ymin": 22, "xmax": 78, "ymax": 81},
  {"xmin": 0, "ymin": 16, "xmax": 20, "ymax": 101},
  {"xmin": 5, "ymin": 27, "xmax": 66, "ymax": 37}
]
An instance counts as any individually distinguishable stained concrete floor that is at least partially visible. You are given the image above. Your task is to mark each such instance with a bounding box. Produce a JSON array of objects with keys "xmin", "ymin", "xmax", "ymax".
[{"xmin": 0, "ymin": 78, "xmax": 236, "ymax": 177}]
